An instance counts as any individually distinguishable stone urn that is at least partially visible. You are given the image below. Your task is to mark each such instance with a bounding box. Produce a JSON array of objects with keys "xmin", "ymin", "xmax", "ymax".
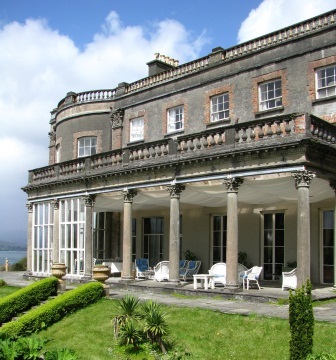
[
  {"xmin": 92, "ymin": 265, "xmax": 110, "ymax": 283},
  {"xmin": 51, "ymin": 263, "xmax": 67, "ymax": 280}
]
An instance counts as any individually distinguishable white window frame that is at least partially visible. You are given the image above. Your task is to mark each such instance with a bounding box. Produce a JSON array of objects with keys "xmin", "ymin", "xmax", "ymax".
[
  {"xmin": 167, "ymin": 106, "xmax": 184, "ymax": 133},
  {"xmin": 211, "ymin": 93, "xmax": 229, "ymax": 122},
  {"xmin": 210, "ymin": 214, "xmax": 227, "ymax": 265},
  {"xmin": 130, "ymin": 117, "xmax": 144, "ymax": 142},
  {"xmin": 316, "ymin": 65, "xmax": 336, "ymax": 99},
  {"xmin": 78, "ymin": 137, "xmax": 97, "ymax": 157},
  {"xmin": 258, "ymin": 79, "xmax": 282, "ymax": 111},
  {"xmin": 32, "ymin": 203, "xmax": 53, "ymax": 275},
  {"xmin": 319, "ymin": 209, "xmax": 335, "ymax": 284},
  {"xmin": 59, "ymin": 198, "xmax": 85, "ymax": 276},
  {"xmin": 261, "ymin": 211, "xmax": 285, "ymax": 281}
]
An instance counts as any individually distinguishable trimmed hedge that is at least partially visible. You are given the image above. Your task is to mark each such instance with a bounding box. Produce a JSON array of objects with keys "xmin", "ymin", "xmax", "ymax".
[
  {"xmin": 0, "ymin": 281, "xmax": 104, "ymax": 338},
  {"xmin": 0, "ymin": 277, "xmax": 58, "ymax": 324}
]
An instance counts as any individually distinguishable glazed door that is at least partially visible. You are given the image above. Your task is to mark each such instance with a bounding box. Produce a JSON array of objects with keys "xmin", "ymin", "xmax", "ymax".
[
  {"xmin": 263, "ymin": 212, "xmax": 285, "ymax": 280},
  {"xmin": 321, "ymin": 210, "xmax": 334, "ymax": 283}
]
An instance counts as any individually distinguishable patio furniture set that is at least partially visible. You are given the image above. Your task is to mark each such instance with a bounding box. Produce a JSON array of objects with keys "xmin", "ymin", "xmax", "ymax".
[{"xmin": 134, "ymin": 258, "xmax": 297, "ymax": 291}]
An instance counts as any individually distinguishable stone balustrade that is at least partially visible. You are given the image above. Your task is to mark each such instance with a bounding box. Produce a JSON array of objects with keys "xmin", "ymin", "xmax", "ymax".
[
  {"xmin": 235, "ymin": 117, "xmax": 294, "ymax": 143},
  {"xmin": 224, "ymin": 12, "xmax": 335, "ymax": 61},
  {"xmin": 27, "ymin": 115, "xmax": 334, "ymax": 185},
  {"xmin": 310, "ymin": 116, "xmax": 336, "ymax": 144},
  {"xmin": 54, "ymin": 11, "xmax": 335, "ymax": 108},
  {"xmin": 75, "ymin": 89, "xmax": 116, "ymax": 103}
]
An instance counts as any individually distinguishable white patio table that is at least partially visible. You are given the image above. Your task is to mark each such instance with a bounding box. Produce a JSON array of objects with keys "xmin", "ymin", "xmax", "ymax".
[{"xmin": 193, "ymin": 274, "xmax": 214, "ymax": 290}]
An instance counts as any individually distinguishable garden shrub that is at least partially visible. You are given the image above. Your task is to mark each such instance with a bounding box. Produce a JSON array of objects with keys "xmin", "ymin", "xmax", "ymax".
[
  {"xmin": 0, "ymin": 277, "xmax": 58, "ymax": 325},
  {"xmin": 289, "ymin": 280, "xmax": 314, "ymax": 360},
  {"xmin": 10, "ymin": 257, "xmax": 27, "ymax": 271},
  {"xmin": 0, "ymin": 281, "xmax": 104, "ymax": 338}
]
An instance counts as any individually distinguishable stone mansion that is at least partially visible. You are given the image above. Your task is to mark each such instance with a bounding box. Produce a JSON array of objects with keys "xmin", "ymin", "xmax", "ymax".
[{"xmin": 23, "ymin": 10, "xmax": 336, "ymax": 289}]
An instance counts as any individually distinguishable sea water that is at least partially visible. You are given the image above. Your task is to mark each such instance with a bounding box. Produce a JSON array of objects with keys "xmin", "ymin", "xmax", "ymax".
[{"xmin": 0, "ymin": 251, "xmax": 27, "ymax": 266}]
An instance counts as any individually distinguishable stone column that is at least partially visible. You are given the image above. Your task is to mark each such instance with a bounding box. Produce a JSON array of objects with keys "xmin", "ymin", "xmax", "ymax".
[
  {"xmin": 122, "ymin": 189, "xmax": 137, "ymax": 281},
  {"xmin": 83, "ymin": 195, "xmax": 95, "ymax": 279},
  {"xmin": 329, "ymin": 179, "xmax": 336, "ymax": 289},
  {"xmin": 167, "ymin": 184, "xmax": 185, "ymax": 283},
  {"xmin": 223, "ymin": 178, "xmax": 243, "ymax": 289},
  {"xmin": 25, "ymin": 203, "xmax": 33, "ymax": 275},
  {"xmin": 51, "ymin": 199, "xmax": 60, "ymax": 264},
  {"xmin": 292, "ymin": 171, "xmax": 315, "ymax": 287}
]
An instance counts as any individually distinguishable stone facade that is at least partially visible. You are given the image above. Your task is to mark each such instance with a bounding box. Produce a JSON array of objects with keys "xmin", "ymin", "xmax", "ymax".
[{"xmin": 23, "ymin": 11, "xmax": 336, "ymax": 287}]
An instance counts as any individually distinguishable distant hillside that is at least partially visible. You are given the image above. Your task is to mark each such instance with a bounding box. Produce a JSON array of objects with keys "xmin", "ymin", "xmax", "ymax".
[{"xmin": 0, "ymin": 240, "xmax": 26, "ymax": 251}]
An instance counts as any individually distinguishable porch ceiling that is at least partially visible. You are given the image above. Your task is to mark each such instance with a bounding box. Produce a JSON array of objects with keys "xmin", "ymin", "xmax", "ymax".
[{"xmin": 94, "ymin": 174, "xmax": 334, "ymax": 212}]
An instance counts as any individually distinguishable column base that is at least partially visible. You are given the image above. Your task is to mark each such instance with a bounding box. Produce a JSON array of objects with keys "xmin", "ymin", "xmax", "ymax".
[
  {"xmin": 224, "ymin": 284, "xmax": 240, "ymax": 293},
  {"xmin": 167, "ymin": 279, "xmax": 180, "ymax": 285},
  {"xmin": 120, "ymin": 276, "xmax": 134, "ymax": 282}
]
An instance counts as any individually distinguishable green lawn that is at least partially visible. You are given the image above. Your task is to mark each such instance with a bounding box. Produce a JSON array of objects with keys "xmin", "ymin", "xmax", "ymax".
[
  {"xmin": 1, "ymin": 286, "xmax": 336, "ymax": 359},
  {"xmin": 0, "ymin": 285, "xmax": 20, "ymax": 298},
  {"xmin": 37, "ymin": 297, "xmax": 336, "ymax": 360}
]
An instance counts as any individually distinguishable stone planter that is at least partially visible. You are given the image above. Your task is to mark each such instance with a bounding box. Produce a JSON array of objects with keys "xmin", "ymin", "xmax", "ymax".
[
  {"xmin": 92, "ymin": 265, "xmax": 110, "ymax": 283},
  {"xmin": 51, "ymin": 263, "xmax": 67, "ymax": 280}
]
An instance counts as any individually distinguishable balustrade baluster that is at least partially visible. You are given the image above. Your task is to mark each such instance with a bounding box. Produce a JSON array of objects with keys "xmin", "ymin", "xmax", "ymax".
[
  {"xmin": 258, "ymin": 124, "xmax": 264, "ymax": 140},
  {"xmin": 275, "ymin": 120, "xmax": 282, "ymax": 136},
  {"xmin": 163, "ymin": 143, "xmax": 168, "ymax": 155},
  {"xmin": 266, "ymin": 122, "xmax": 273, "ymax": 137},
  {"xmin": 195, "ymin": 137, "xmax": 202, "ymax": 149},
  {"xmin": 188, "ymin": 138, "xmax": 195, "ymax": 151},
  {"xmin": 217, "ymin": 132, "xmax": 223, "ymax": 145},
  {"xmin": 235, "ymin": 130, "xmax": 240, "ymax": 143},
  {"xmin": 156, "ymin": 145, "xmax": 162, "ymax": 157},
  {"xmin": 249, "ymin": 126, "xmax": 256, "ymax": 141},
  {"xmin": 241, "ymin": 127, "xmax": 248, "ymax": 142}
]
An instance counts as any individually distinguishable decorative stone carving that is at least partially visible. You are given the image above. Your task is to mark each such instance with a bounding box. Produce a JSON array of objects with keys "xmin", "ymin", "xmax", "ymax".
[
  {"xmin": 123, "ymin": 189, "xmax": 137, "ymax": 203},
  {"xmin": 26, "ymin": 203, "xmax": 33, "ymax": 213},
  {"xmin": 51, "ymin": 199, "xmax": 59, "ymax": 210},
  {"xmin": 223, "ymin": 178, "xmax": 244, "ymax": 192},
  {"xmin": 166, "ymin": 184, "xmax": 185, "ymax": 198},
  {"xmin": 292, "ymin": 170, "xmax": 315, "ymax": 189},
  {"xmin": 329, "ymin": 179, "xmax": 336, "ymax": 195},
  {"xmin": 84, "ymin": 195, "xmax": 96, "ymax": 207},
  {"xmin": 111, "ymin": 108, "xmax": 124, "ymax": 129}
]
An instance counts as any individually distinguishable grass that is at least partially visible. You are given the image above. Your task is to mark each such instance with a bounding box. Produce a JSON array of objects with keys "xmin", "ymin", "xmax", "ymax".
[
  {"xmin": 36, "ymin": 297, "xmax": 336, "ymax": 360},
  {"xmin": 0, "ymin": 285, "xmax": 20, "ymax": 298},
  {"xmin": 2, "ymin": 286, "xmax": 336, "ymax": 359}
]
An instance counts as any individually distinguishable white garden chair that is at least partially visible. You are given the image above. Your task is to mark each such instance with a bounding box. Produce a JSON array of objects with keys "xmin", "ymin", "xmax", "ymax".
[
  {"xmin": 208, "ymin": 262, "xmax": 226, "ymax": 287},
  {"xmin": 154, "ymin": 261, "xmax": 169, "ymax": 282},
  {"xmin": 282, "ymin": 268, "xmax": 297, "ymax": 290},
  {"xmin": 241, "ymin": 266, "xmax": 263, "ymax": 290}
]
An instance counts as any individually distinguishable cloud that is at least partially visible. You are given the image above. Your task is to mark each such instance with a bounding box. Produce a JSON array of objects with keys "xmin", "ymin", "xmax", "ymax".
[
  {"xmin": 237, "ymin": 0, "xmax": 336, "ymax": 43},
  {"xmin": 0, "ymin": 11, "xmax": 209, "ymax": 244}
]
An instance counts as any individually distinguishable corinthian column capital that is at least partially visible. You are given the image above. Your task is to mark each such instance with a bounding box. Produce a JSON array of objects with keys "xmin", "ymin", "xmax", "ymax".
[
  {"xmin": 223, "ymin": 178, "xmax": 244, "ymax": 192},
  {"xmin": 166, "ymin": 184, "xmax": 185, "ymax": 199},
  {"xmin": 123, "ymin": 189, "xmax": 137, "ymax": 203},
  {"xmin": 292, "ymin": 170, "xmax": 315, "ymax": 189}
]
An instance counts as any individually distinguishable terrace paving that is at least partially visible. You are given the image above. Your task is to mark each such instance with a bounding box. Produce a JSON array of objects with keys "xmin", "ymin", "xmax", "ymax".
[{"xmin": 1, "ymin": 271, "xmax": 336, "ymax": 323}]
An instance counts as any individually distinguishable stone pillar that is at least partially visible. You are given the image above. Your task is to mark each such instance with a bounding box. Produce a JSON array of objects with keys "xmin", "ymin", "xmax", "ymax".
[
  {"xmin": 51, "ymin": 199, "xmax": 60, "ymax": 264},
  {"xmin": 111, "ymin": 108, "xmax": 124, "ymax": 151},
  {"xmin": 292, "ymin": 171, "xmax": 315, "ymax": 287},
  {"xmin": 25, "ymin": 203, "xmax": 33, "ymax": 275},
  {"xmin": 329, "ymin": 179, "xmax": 336, "ymax": 289},
  {"xmin": 122, "ymin": 189, "xmax": 137, "ymax": 281},
  {"xmin": 167, "ymin": 184, "xmax": 185, "ymax": 283},
  {"xmin": 83, "ymin": 195, "xmax": 95, "ymax": 279},
  {"xmin": 223, "ymin": 178, "xmax": 244, "ymax": 289}
]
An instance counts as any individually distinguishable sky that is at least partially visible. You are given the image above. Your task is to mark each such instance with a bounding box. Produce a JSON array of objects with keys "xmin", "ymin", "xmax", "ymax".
[{"xmin": 0, "ymin": 0, "xmax": 335, "ymax": 246}]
